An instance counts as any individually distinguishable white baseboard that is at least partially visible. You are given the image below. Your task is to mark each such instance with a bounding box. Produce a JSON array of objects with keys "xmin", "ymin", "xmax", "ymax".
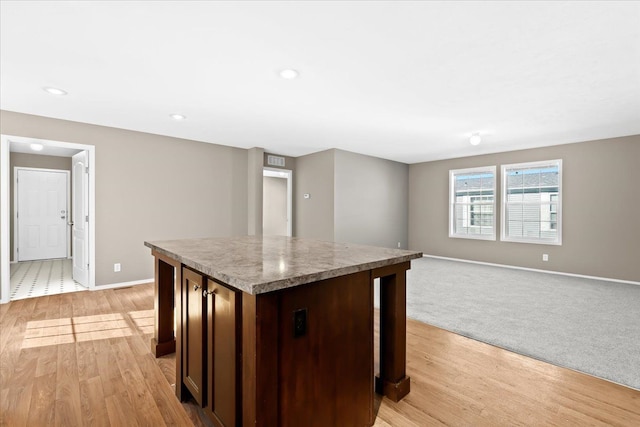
[
  {"xmin": 423, "ymin": 255, "xmax": 640, "ymax": 286},
  {"xmin": 92, "ymin": 278, "xmax": 154, "ymax": 291}
]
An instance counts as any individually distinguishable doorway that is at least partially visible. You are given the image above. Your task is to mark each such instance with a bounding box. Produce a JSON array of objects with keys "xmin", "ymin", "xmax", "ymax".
[
  {"xmin": 263, "ymin": 168, "xmax": 293, "ymax": 237},
  {"xmin": 1, "ymin": 135, "xmax": 96, "ymax": 303}
]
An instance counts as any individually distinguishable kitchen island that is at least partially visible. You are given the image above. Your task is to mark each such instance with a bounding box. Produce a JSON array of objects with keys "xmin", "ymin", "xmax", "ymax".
[{"xmin": 145, "ymin": 236, "xmax": 422, "ymax": 427}]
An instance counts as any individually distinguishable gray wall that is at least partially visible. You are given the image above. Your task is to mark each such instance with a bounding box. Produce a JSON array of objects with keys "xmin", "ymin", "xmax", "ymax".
[
  {"xmin": 1, "ymin": 110, "xmax": 248, "ymax": 291},
  {"xmin": 409, "ymin": 135, "xmax": 640, "ymax": 282},
  {"xmin": 9, "ymin": 153, "xmax": 72, "ymax": 261},
  {"xmin": 334, "ymin": 149, "xmax": 408, "ymax": 249},
  {"xmin": 294, "ymin": 149, "xmax": 335, "ymax": 240},
  {"xmin": 294, "ymin": 148, "xmax": 409, "ymax": 249},
  {"xmin": 247, "ymin": 147, "xmax": 264, "ymax": 236}
]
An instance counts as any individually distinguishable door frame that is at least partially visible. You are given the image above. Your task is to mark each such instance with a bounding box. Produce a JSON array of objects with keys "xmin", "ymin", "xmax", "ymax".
[
  {"xmin": 13, "ymin": 167, "xmax": 71, "ymax": 261},
  {"xmin": 1, "ymin": 134, "xmax": 96, "ymax": 303},
  {"xmin": 263, "ymin": 167, "xmax": 293, "ymax": 237}
]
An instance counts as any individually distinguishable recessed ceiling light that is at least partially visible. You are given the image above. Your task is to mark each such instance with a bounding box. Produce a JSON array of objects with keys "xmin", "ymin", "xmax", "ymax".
[
  {"xmin": 43, "ymin": 87, "xmax": 67, "ymax": 96},
  {"xmin": 469, "ymin": 133, "xmax": 482, "ymax": 146},
  {"xmin": 170, "ymin": 114, "xmax": 186, "ymax": 121},
  {"xmin": 30, "ymin": 143, "xmax": 44, "ymax": 151},
  {"xmin": 279, "ymin": 69, "xmax": 299, "ymax": 79}
]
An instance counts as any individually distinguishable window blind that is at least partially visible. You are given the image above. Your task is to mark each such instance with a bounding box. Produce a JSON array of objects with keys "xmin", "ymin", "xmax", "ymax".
[
  {"xmin": 449, "ymin": 166, "xmax": 496, "ymax": 240},
  {"xmin": 502, "ymin": 160, "xmax": 562, "ymax": 244}
]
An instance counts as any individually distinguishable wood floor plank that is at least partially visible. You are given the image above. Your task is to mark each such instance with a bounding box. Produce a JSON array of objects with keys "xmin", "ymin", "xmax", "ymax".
[
  {"xmin": 78, "ymin": 375, "xmax": 110, "ymax": 427},
  {"xmin": 0, "ymin": 284, "xmax": 196, "ymax": 426},
  {"xmin": 371, "ymin": 316, "xmax": 640, "ymax": 426},
  {"xmin": 0, "ymin": 298, "xmax": 10, "ymax": 323},
  {"xmin": 0, "ymin": 383, "xmax": 33, "ymax": 427},
  {"xmin": 76, "ymin": 340, "xmax": 99, "ymax": 381},
  {"xmin": 112, "ymin": 339, "xmax": 168, "ymax": 426},
  {"xmin": 0, "ymin": 300, "xmax": 35, "ymax": 386},
  {"xmin": 1, "ymin": 283, "xmax": 638, "ymax": 426},
  {"xmin": 105, "ymin": 392, "xmax": 140, "ymax": 427},
  {"xmin": 0, "ymin": 387, "xmax": 9, "ymax": 424},
  {"xmin": 54, "ymin": 342, "xmax": 83, "ymax": 427},
  {"xmin": 26, "ymin": 371, "xmax": 57, "ymax": 426}
]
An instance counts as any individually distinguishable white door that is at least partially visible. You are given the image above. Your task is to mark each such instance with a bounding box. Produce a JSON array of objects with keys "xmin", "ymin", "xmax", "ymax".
[
  {"xmin": 72, "ymin": 151, "xmax": 89, "ymax": 286},
  {"xmin": 16, "ymin": 169, "xmax": 69, "ymax": 261}
]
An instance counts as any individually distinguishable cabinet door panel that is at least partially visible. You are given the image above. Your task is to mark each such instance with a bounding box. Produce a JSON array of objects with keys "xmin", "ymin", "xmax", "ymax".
[
  {"xmin": 207, "ymin": 279, "xmax": 241, "ymax": 427},
  {"xmin": 183, "ymin": 268, "xmax": 206, "ymax": 405}
]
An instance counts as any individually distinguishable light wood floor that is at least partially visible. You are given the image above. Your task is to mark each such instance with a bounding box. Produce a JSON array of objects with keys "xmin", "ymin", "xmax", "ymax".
[{"xmin": 1, "ymin": 283, "xmax": 638, "ymax": 426}]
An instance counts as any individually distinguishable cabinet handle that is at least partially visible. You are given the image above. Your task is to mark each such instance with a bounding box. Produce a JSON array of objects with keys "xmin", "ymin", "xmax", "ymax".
[
  {"xmin": 203, "ymin": 289, "xmax": 216, "ymax": 298},
  {"xmin": 193, "ymin": 284, "xmax": 200, "ymax": 292}
]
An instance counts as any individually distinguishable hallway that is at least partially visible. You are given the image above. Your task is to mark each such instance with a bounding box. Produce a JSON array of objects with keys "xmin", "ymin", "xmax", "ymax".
[{"xmin": 9, "ymin": 258, "xmax": 87, "ymax": 300}]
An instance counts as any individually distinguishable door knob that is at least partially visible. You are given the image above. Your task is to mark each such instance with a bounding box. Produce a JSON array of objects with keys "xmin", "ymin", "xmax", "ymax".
[
  {"xmin": 67, "ymin": 221, "xmax": 74, "ymax": 226},
  {"xmin": 203, "ymin": 289, "xmax": 216, "ymax": 298},
  {"xmin": 193, "ymin": 284, "xmax": 200, "ymax": 291}
]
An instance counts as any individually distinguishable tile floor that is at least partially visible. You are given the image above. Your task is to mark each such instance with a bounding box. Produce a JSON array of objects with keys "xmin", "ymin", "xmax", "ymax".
[{"xmin": 9, "ymin": 258, "xmax": 88, "ymax": 301}]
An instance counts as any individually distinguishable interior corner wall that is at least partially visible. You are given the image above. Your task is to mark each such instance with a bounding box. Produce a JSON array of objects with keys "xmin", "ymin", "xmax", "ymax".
[
  {"xmin": 247, "ymin": 147, "xmax": 264, "ymax": 236},
  {"xmin": 294, "ymin": 149, "xmax": 335, "ymax": 241},
  {"xmin": 0, "ymin": 110, "xmax": 249, "ymax": 287},
  {"xmin": 408, "ymin": 135, "xmax": 640, "ymax": 282},
  {"xmin": 334, "ymin": 149, "xmax": 408, "ymax": 249},
  {"xmin": 9, "ymin": 153, "xmax": 72, "ymax": 262}
]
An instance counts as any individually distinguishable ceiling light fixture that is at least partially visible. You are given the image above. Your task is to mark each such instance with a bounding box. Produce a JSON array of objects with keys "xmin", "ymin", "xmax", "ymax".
[
  {"xmin": 43, "ymin": 87, "xmax": 67, "ymax": 96},
  {"xmin": 279, "ymin": 69, "xmax": 299, "ymax": 79},
  {"xmin": 30, "ymin": 143, "xmax": 44, "ymax": 151},
  {"xmin": 469, "ymin": 133, "xmax": 482, "ymax": 146},
  {"xmin": 170, "ymin": 114, "xmax": 186, "ymax": 121}
]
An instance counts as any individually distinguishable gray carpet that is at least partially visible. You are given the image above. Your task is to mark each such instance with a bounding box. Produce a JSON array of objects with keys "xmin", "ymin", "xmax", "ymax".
[{"xmin": 387, "ymin": 257, "xmax": 640, "ymax": 390}]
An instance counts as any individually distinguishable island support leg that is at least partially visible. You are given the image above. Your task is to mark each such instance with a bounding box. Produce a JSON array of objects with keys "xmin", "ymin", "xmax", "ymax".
[
  {"xmin": 152, "ymin": 254, "xmax": 178, "ymax": 357},
  {"xmin": 375, "ymin": 267, "xmax": 410, "ymax": 402}
]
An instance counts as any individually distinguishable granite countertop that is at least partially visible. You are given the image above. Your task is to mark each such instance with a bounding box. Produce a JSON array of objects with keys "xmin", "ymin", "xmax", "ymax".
[{"xmin": 144, "ymin": 236, "xmax": 422, "ymax": 295}]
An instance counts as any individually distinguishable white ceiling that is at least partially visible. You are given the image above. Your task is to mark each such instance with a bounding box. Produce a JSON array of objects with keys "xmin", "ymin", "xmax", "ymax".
[
  {"xmin": 1, "ymin": 1, "xmax": 639, "ymax": 164},
  {"xmin": 8, "ymin": 136, "xmax": 82, "ymax": 157}
]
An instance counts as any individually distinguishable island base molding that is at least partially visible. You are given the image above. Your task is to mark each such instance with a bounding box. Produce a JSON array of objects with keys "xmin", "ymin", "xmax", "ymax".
[{"xmin": 375, "ymin": 375, "xmax": 411, "ymax": 402}]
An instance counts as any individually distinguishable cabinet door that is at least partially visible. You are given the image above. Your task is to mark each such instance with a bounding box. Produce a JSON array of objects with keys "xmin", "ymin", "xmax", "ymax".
[
  {"xmin": 206, "ymin": 279, "xmax": 241, "ymax": 427},
  {"xmin": 183, "ymin": 268, "xmax": 207, "ymax": 405}
]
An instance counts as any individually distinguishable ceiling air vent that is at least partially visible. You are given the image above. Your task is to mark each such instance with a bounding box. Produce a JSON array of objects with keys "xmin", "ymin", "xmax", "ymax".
[{"xmin": 267, "ymin": 155, "xmax": 285, "ymax": 167}]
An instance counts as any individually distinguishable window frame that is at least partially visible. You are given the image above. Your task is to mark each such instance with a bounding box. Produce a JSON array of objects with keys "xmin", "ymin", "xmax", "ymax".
[
  {"xmin": 500, "ymin": 159, "xmax": 563, "ymax": 245},
  {"xmin": 449, "ymin": 165, "xmax": 497, "ymax": 241}
]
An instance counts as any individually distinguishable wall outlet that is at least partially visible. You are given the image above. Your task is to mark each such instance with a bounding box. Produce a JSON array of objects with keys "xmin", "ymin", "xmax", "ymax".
[
  {"xmin": 397, "ymin": 242, "xmax": 401, "ymax": 248},
  {"xmin": 293, "ymin": 308, "xmax": 307, "ymax": 338},
  {"xmin": 542, "ymin": 254, "xmax": 549, "ymax": 262},
  {"xmin": 114, "ymin": 263, "xmax": 121, "ymax": 272}
]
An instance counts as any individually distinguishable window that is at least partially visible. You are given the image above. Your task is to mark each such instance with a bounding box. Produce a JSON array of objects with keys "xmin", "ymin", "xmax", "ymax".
[
  {"xmin": 501, "ymin": 159, "xmax": 562, "ymax": 245},
  {"xmin": 449, "ymin": 166, "xmax": 496, "ymax": 240}
]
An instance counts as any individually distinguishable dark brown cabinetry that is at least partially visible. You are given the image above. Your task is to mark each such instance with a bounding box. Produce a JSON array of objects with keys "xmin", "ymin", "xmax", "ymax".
[
  {"xmin": 205, "ymin": 279, "xmax": 242, "ymax": 427},
  {"xmin": 182, "ymin": 268, "xmax": 242, "ymax": 425},
  {"xmin": 148, "ymin": 236, "xmax": 417, "ymax": 427},
  {"xmin": 182, "ymin": 268, "xmax": 206, "ymax": 405}
]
